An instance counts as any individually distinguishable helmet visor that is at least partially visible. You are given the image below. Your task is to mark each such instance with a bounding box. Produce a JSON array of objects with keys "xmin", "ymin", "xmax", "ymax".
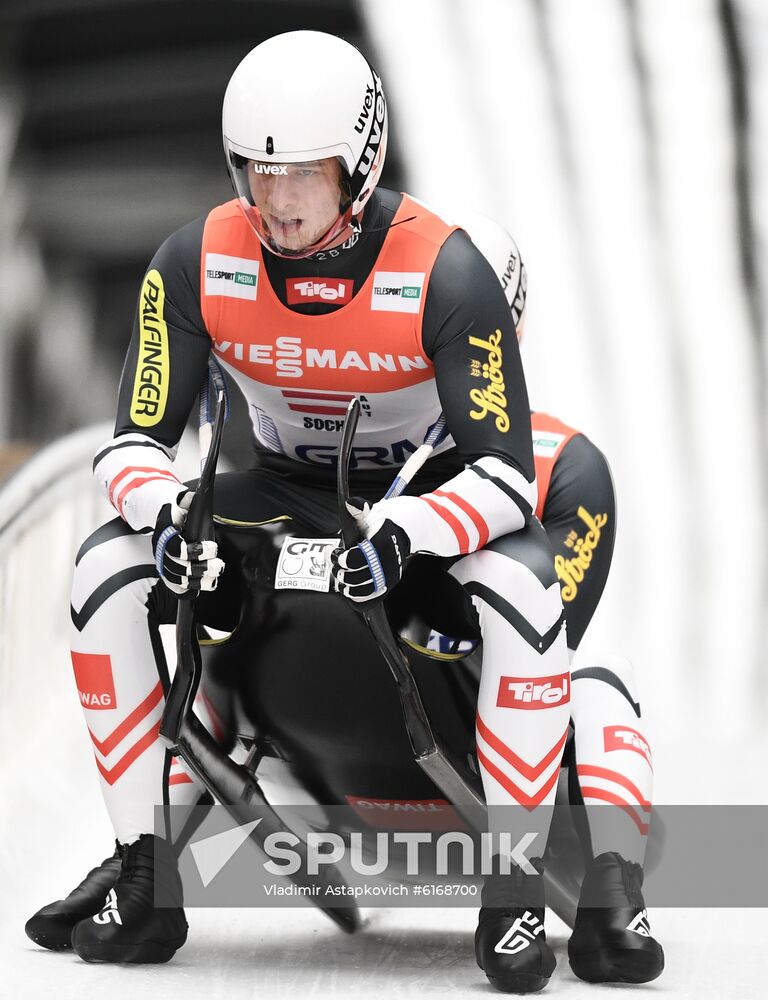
[{"xmin": 227, "ymin": 152, "xmax": 353, "ymax": 258}]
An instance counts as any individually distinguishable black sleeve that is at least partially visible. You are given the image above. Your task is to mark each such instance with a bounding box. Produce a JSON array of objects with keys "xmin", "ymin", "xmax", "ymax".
[
  {"xmin": 113, "ymin": 216, "xmax": 212, "ymax": 448},
  {"xmin": 422, "ymin": 230, "xmax": 534, "ymax": 482},
  {"xmin": 542, "ymin": 433, "xmax": 617, "ymax": 649}
]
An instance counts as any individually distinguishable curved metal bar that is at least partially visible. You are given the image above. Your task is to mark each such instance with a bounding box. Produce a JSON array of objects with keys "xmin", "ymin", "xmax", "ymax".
[
  {"xmin": 337, "ymin": 398, "xmax": 487, "ymax": 831},
  {"xmin": 162, "ymin": 392, "xmax": 359, "ymax": 934}
]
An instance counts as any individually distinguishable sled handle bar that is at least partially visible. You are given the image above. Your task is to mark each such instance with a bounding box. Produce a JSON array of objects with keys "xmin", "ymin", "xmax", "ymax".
[
  {"xmin": 337, "ymin": 399, "xmax": 486, "ymax": 832},
  {"xmin": 160, "ymin": 392, "xmax": 359, "ymax": 933},
  {"xmin": 383, "ymin": 413, "xmax": 447, "ymax": 499},
  {"xmin": 161, "ymin": 391, "xmax": 226, "ymax": 739}
]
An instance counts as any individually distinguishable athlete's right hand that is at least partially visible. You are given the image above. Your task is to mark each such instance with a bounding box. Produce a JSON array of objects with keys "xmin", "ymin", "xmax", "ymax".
[{"xmin": 151, "ymin": 491, "xmax": 225, "ymax": 598}]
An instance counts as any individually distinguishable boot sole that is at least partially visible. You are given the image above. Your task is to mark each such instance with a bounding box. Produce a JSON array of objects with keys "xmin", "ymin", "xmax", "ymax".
[
  {"xmin": 487, "ymin": 972, "xmax": 551, "ymax": 994},
  {"xmin": 25, "ymin": 917, "xmax": 80, "ymax": 951},
  {"xmin": 73, "ymin": 934, "xmax": 187, "ymax": 965},
  {"xmin": 569, "ymin": 946, "xmax": 664, "ymax": 984}
]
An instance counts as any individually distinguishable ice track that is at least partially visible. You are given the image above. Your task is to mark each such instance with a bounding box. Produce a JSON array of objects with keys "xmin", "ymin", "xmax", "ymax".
[
  {"xmin": 6, "ymin": 741, "xmax": 768, "ymax": 1000},
  {"xmin": 2, "ymin": 432, "xmax": 767, "ymax": 999}
]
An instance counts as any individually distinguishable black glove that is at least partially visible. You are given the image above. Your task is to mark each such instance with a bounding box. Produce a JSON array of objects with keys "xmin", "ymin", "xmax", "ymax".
[
  {"xmin": 330, "ymin": 519, "xmax": 411, "ymax": 603},
  {"xmin": 151, "ymin": 492, "xmax": 225, "ymax": 599}
]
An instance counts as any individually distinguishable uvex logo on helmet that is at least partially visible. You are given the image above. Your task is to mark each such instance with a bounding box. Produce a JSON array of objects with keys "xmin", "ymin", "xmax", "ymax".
[
  {"xmin": 253, "ymin": 163, "xmax": 288, "ymax": 176},
  {"xmin": 355, "ymin": 72, "xmax": 386, "ymax": 179}
]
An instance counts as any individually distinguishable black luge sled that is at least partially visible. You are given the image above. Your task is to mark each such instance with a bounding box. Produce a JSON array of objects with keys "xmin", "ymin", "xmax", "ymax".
[{"xmin": 161, "ymin": 394, "xmax": 652, "ymax": 931}]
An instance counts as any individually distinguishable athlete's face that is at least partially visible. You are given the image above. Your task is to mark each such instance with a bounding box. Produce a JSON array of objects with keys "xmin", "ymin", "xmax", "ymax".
[{"xmin": 247, "ymin": 157, "xmax": 345, "ymax": 253}]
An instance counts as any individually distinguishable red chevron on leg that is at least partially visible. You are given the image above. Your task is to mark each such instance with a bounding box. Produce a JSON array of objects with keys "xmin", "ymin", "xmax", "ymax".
[{"xmin": 476, "ymin": 715, "xmax": 569, "ymax": 812}]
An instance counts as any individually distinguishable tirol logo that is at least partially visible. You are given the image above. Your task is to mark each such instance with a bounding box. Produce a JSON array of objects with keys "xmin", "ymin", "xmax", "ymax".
[
  {"xmin": 468, "ymin": 329, "xmax": 509, "ymax": 432},
  {"xmin": 497, "ymin": 673, "xmax": 570, "ymax": 710},
  {"xmin": 205, "ymin": 253, "xmax": 259, "ymax": 301},
  {"xmin": 252, "ymin": 163, "xmax": 288, "ymax": 176},
  {"xmin": 355, "ymin": 72, "xmax": 386, "ymax": 177},
  {"xmin": 130, "ymin": 269, "xmax": 169, "ymax": 427},
  {"xmin": 555, "ymin": 506, "xmax": 609, "ymax": 602},
  {"xmin": 494, "ymin": 910, "xmax": 544, "ymax": 954},
  {"xmin": 71, "ymin": 652, "xmax": 117, "ymax": 711},
  {"xmin": 370, "ymin": 271, "xmax": 425, "ymax": 314},
  {"xmin": 604, "ymin": 725, "xmax": 653, "ymax": 768},
  {"xmin": 286, "ymin": 278, "xmax": 353, "ymax": 305}
]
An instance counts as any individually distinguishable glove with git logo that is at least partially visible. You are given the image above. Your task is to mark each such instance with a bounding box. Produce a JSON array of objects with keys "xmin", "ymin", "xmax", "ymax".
[
  {"xmin": 330, "ymin": 498, "xmax": 411, "ymax": 604},
  {"xmin": 152, "ymin": 490, "xmax": 225, "ymax": 599}
]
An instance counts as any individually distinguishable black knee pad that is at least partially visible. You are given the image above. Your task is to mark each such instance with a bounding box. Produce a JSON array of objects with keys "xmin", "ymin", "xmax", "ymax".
[{"xmin": 484, "ymin": 519, "xmax": 558, "ymax": 589}]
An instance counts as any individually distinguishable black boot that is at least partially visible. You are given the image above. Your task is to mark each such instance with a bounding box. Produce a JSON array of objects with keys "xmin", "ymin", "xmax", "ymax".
[
  {"xmin": 71, "ymin": 833, "xmax": 188, "ymax": 964},
  {"xmin": 568, "ymin": 851, "xmax": 664, "ymax": 983},
  {"xmin": 475, "ymin": 858, "xmax": 556, "ymax": 994},
  {"xmin": 25, "ymin": 845, "xmax": 122, "ymax": 950}
]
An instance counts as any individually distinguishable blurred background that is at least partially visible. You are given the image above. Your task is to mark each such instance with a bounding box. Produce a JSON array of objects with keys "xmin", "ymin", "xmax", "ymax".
[
  {"xmin": 2, "ymin": 4, "xmax": 768, "ymax": 997},
  {"xmin": 0, "ymin": 0, "xmax": 766, "ymax": 752}
]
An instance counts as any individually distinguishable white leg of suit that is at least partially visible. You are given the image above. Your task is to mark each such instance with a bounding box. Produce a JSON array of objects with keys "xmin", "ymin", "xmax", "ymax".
[
  {"xmin": 450, "ymin": 524, "xmax": 571, "ymax": 863},
  {"xmin": 70, "ymin": 524, "xmax": 209, "ymax": 843},
  {"xmin": 569, "ymin": 652, "xmax": 653, "ymax": 863}
]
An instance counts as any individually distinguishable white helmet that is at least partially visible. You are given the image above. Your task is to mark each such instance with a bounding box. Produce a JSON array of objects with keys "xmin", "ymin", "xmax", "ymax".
[
  {"xmin": 223, "ymin": 31, "xmax": 388, "ymax": 258},
  {"xmin": 459, "ymin": 210, "xmax": 528, "ymax": 337}
]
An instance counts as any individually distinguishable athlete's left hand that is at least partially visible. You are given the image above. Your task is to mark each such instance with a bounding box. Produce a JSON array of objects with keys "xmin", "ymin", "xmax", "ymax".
[{"xmin": 331, "ymin": 518, "xmax": 411, "ymax": 603}]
